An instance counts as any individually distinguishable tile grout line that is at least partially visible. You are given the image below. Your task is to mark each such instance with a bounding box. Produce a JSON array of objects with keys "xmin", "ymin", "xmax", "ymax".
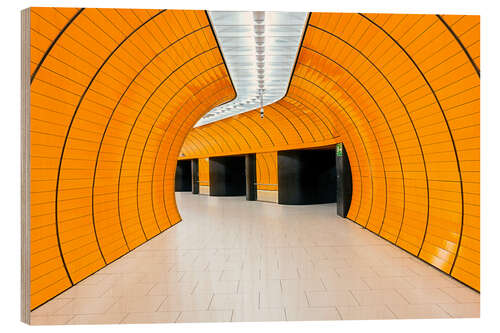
[
  {"xmin": 119, "ymin": 312, "xmax": 130, "ymax": 324},
  {"xmin": 174, "ymin": 311, "xmax": 182, "ymax": 323},
  {"xmin": 304, "ymin": 290, "xmax": 311, "ymax": 307},
  {"xmin": 191, "ymin": 280, "xmax": 200, "ymax": 294},
  {"xmin": 385, "ymin": 304, "xmax": 398, "ymax": 318},
  {"xmin": 145, "ymin": 281, "xmax": 158, "ymax": 296},
  {"xmin": 392, "ymin": 288, "xmax": 411, "ymax": 304},
  {"xmin": 207, "ymin": 293, "xmax": 215, "ymax": 310},
  {"xmin": 439, "ymin": 286, "xmax": 466, "ymax": 303},
  {"xmin": 319, "ymin": 277, "xmax": 327, "ymax": 291},
  {"xmin": 154, "ymin": 295, "xmax": 168, "ymax": 312},
  {"xmin": 348, "ymin": 289, "xmax": 362, "ymax": 306},
  {"xmin": 334, "ymin": 306, "xmax": 343, "ymax": 320},
  {"xmin": 435, "ymin": 303, "xmax": 455, "ymax": 318}
]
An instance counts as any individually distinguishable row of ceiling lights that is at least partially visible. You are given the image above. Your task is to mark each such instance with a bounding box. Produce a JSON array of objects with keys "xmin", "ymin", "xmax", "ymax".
[{"xmin": 194, "ymin": 11, "xmax": 308, "ymax": 127}]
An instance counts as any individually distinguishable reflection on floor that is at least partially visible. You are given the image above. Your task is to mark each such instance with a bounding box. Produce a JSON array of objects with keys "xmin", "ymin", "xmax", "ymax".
[{"xmin": 31, "ymin": 193, "xmax": 480, "ymax": 325}]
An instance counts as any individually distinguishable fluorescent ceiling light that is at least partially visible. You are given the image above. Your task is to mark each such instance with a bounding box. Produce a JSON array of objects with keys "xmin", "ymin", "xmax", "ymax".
[{"xmin": 194, "ymin": 11, "xmax": 308, "ymax": 127}]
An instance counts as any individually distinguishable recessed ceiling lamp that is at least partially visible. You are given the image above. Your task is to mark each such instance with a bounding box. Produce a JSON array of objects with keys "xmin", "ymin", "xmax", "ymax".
[{"xmin": 194, "ymin": 11, "xmax": 308, "ymax": 127}]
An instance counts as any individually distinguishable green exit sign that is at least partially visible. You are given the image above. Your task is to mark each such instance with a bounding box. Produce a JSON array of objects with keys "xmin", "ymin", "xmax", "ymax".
[{"xmin": 336, "ymin": 143, "xmax": 343, "ymax": 156}]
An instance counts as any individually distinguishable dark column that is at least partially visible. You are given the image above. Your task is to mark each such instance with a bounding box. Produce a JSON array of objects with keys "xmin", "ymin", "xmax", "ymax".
[
  {"xmin": 209, "ymin": 156, "xmax": 246, "ymax": 196},
  {"xmin": 191, "ymin": 159, "xmax": 199, "ymax": 194},
  {"xmin": 175, "ymin": 160, "xmax": 192, "ymax": 192},
  {"xmin": 245, "ymin": 154, "xmax": 257, "ymax": 201},
  {"xmin": 278, "ymin": 149, "xmax": 336, "ymax": 205},
  {"xmin": 336, "ymin": 143, "xmax": 353, "ymax": 217}
]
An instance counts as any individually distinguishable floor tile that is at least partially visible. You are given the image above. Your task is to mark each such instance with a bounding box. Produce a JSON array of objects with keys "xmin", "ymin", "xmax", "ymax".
[
  {"xmin": 121, "ymin": 311, "xmax": 180, "ymax": 324},
  {"xmin": 30, "ymin": 315, "xmax": 74, "ymax": 325},
  {"xmin": 67, "ymin": 313, "xmax": 127, "ymax": 325},
  {"xmin": 210, "ymin": 293, "xmax": 259, "ymax": 310},
  {"xmin": 140, "ymin": 271, "xmax": 184, "ymax": 283},
  {"xmin": 321, "ymin": 276, "xmax": 370, "ymax": 291},
  {"xmin": 180, "ymin": 271, "xmax": 223, "ymax": 282},
  {"xmin": 207, "ymin": 261, "xmax": 244, "ymax": 271},
  {"xmin": 55, "ymin": 298, "xmax": 118, "ymax": 315},
  {"xmin": 148, "ymin": 281, "xmax": 198, "ymax": 296},
  {"xmin": 370, "ymin": 265, "xmax": 418, "ymax": 277},
  {"xmin": 298, "ymin": 267, "xmax": 328, "ymax": 280},
  {"xmin": 350, "ymin": 290, "xmax": 408, "ymax": 306},
  {"xmin": 232, "ymin": 308, "xmax": 286, "ymax": 322},
  {"xmin": 387, "ymin": 304, "xmax": 451, "ymax": 319},
  {"xmin": 30, "ymin": 298, "xmax": 72, "ymax": 317},
  {"xmin": 307, "ymin": 291, "xmax": 358, "ymax": 307},
  {"xmin": 261, "ymin": 267, "xmax": 299, "ymax": 279},
  {"xmin": 335, "ymin": 267, "xmax": 378, "ymax": 278},
  {"xmin": 106, "ymin": 296, "xmax": 166, "ymax": 313},
  {"xmin": 407, "ymin": 262, "xmax": 449, "ymax": 277},
  {"xmin": 281, "ymin": 279, "xmax": 325, "ymax": 293},
  {"xmin": 260, "ymin": 290, "xmax": 309, "ymax": 308},
  {"xmin": 170, "ymin": 261, "xmax": 209, "ymax": 272},
  {"xmin": 404, "ymin": 276, "xmax": 464, "ymax": 289},
  {"xmin": 76, "ymin": 273, "xmax": 111, "ymax": 286},
  {"xmin": 101, "ymin": 283, "xmax": 155, "ymax": 297},
  {"xmin": 337, "ymin": 305, "xmax": 396, "ymax": 320},
  {"xmin": 438, "ymin": 303, "xmax": 480, "ymax": 318},
  {"xmin": 220, "ymin": 269, "xmax": 260, "ymax": 281},
  {"xmin": 315, "ymin": 259, "xmax": 351, "ymax": 269},
  {"xmin": 177, "ymin": 310, "xmax": 233, "ymax": 323},
  {"xmin": 237, "ymin": 279, "xmax": 282, "ymax": 294},
  {"xmin": 194, "ymin": 280, "xmax": 239, "ymax": 294},
  {"xmin": 440, "ymin": 287, "xmax": 480, "ymax": 303},
  {"xmin": 56, "ymin": 283, "xmax": 112, "ymax": 299},
  {"xmin": 362, "ymin": 277, "xmax": 414, "ymax": 290},
  {"xmin": 285, "ymin": 307, "xmax": 341, "ymax": 321},
  {"xmin": 396, "ymin": 288, "xmax": 457, "ymax": 304},
  {"xmin": 158, "ymin": 293, "xmax": 213, "ymax": 312},
  {"xmin": 92, "ymin": 272, "xmax": 147, "ymax": 285}
]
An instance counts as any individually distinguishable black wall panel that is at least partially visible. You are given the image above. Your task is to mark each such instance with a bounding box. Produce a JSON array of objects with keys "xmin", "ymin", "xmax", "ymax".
[
  {"xmin": 278, "ymin": 149, "xmax": 336, "ymax": 205},
  {"xmin": 209, "ymin": 156, "xmax": 246, "ymax": 196},
  {"xmin": 191, "ymin": 159, "xmax": 199, "ymax": 194},
  {"xmin": 336, "ymin": 143, "xmax": 353, "ymax": 217},
  {"xmin": 245, "ymin": 154, "xmax": 257, "ymax": 201},
  {"xmin": 175, "ymin": 160, "xmax": 192, "ymax": 192}
]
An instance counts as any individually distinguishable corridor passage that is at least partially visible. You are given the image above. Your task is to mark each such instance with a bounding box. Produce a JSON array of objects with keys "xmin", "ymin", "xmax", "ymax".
[{"xmin": 30, "ymin": 193, "xmax": 479, "ymax": 325}]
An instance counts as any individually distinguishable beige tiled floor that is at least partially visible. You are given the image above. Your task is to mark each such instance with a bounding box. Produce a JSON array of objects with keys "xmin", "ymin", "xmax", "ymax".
[{"xmin": 30, "ymin": 193, "xmax": 480, "ymax": 325}]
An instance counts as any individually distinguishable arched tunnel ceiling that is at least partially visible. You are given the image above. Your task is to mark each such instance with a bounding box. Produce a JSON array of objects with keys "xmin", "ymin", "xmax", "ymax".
[
  {"xmin": 181, "ymin": 12, "xmax": 480, "ymax": 291},
  {"xmin": 28, "ymin": 8, "xmax": 479, "ymax": 310}
]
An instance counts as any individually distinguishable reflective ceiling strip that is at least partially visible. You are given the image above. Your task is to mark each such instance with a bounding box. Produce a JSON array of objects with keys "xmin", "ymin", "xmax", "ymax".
[{"xmin": 195, "ymin": 11, "xmax": 308, "ymax": 127}]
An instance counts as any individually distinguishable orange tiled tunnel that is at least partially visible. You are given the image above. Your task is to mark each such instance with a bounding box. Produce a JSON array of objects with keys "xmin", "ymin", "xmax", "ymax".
[
  {"xmin": 29, "ymin": 8, "xmax": 479, "ymax": 310},
  {"xmin": 180, "ymin": 13, "xmax": 480, "ymax": 291},
  {"xmin": 29, "ymin": 8, "xmax": 235, "ymax": 309}
]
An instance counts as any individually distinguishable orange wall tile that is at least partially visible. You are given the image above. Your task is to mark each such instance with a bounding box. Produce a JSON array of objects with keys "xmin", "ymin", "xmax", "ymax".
[{"xmin": 256, "ymin": 152, "xmax": 278, "ymax": 191}]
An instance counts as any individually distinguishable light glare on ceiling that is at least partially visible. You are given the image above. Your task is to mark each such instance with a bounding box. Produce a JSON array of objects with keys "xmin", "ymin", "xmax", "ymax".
[{"xmin": 194, "ymin": 11, "xmax": 308, "ymax": 127}]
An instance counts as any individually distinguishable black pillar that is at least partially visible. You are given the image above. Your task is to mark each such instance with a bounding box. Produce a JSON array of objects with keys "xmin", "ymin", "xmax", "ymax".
[
  {"xmin": 191, "ymin": 159, "xmax": 199, "ymax": 194},
  {"xmin": 209, "ymin": 156, "xmax": 246, "ymax": 196},
  {"xmin": 175, "ymin": 160, "xmax": 192, "ymax": 192},
  {"xmin": 336, "ymin": 143, "xmax": 352, "ymax": 217},
  {"xmin": 245, "ymin": 154, "xmax": 257, "ymax": 201},
  {"xmin": 278, "ymin": 149, "xmax": 336, "ymax": 205}
]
